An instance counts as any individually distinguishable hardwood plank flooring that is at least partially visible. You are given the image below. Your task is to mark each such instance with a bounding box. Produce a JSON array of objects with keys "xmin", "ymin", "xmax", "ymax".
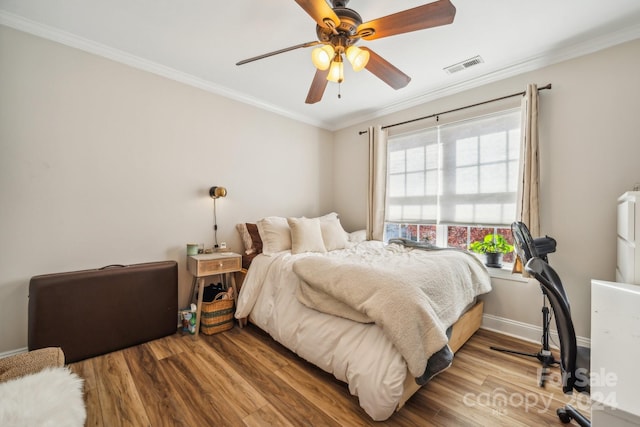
[{"xmin": 69, "ymin": 326, "xmax": 591, "ymax": 426}]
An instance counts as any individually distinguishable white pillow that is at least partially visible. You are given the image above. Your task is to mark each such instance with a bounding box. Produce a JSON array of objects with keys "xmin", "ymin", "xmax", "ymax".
[
  {"xmin": 287, "ymin": 217, "xmax": 327, "ymax": 254},
  {"xmin": 348, "ymin": 229, "xmax": 367, "ymax": 243},
  {"xmin": 319, "ymin": 215, "xmax": 349, "ymax": 251},
  {"xmin": 256, "ymin": 216, "xmax": 291, "ymax": 256},
  {"xmin": 236, "ymin": 223, "xmax": 255, "ymax": 255},
  {"xmin": 318, "ymin": 212, "xmax": 339, "ymax": 221}
]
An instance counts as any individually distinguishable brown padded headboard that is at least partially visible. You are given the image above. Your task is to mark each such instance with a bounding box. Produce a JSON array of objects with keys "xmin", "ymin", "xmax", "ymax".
[{"xmin": 29, "ymin": 261, "xmax": 178, "ymax": 363}]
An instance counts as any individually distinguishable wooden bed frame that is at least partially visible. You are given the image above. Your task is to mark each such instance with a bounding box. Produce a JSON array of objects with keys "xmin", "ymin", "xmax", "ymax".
[
  {"xmin": 234, "ymin": 269, "xmax": 485, "ymax": 411},
  {"xmin": 397, "ymin": 299, "xmax": 484, "ymax": 410}
]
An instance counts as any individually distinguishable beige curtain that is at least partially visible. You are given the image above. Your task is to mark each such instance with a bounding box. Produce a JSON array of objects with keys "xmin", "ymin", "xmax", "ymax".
[
  {"xmin": 513, "ymin": 84, "xmax": 541, "ymax": 273},
  {"xmin": 367, "ymin": 125, "xmax": 388, "ymax": 241}
]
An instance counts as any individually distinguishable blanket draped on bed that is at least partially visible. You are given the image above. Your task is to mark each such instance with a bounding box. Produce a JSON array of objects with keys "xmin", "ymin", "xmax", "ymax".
[{"xmin": 293, "ymin": 246, "xmax": 491, "ymax": 381}]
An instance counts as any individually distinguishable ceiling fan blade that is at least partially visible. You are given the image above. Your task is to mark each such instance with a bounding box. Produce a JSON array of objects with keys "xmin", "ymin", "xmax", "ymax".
[
  {"xmin": 361, "ymin": 47, "xmax": 411, "ymax": 90},
  {"xmin": 294, "ymin": 0, "xmax": 341, "ymax": 29},
  {"xmin": 236, "ymin": 41, "xmax": 321, "ymax": 66},
  {"xmin": 305, "ymin": 68, "xmax": 330, "ymax": 104},
  {"xmin": 357, "ymin": 0, "xmax": 456, "ymax": 41}
]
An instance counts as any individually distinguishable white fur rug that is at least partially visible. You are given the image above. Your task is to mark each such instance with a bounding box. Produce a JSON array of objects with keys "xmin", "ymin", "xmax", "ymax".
[{"xmin": 0, "ymin": 367, "xmax": 86, "ymax": 427}]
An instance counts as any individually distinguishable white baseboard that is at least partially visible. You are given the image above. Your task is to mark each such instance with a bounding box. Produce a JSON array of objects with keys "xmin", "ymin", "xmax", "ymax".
[
  {"xmin": 0, "ymin": 347, "xmax": 28, "ymax": 359},
  {"xmin": 3, "ymin": 314, "xmax": 589, "ymax": 360},
  {"xmin": 481, "ymin": 313, "xmax": 590, "ymax": 348}
]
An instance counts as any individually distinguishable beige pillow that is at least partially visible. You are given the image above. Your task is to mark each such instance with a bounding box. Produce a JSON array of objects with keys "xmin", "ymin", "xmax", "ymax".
[
  {"xmin": 236, "ymin": 223, "xmax": 255, "ymax": 255},
  {"xmin": 319, "ymin": 213, "xmax": 348, "ymax": 251},
  {"xmin": 287, "ymin": 217, "xmax": 327, "ymax": 254},
  {"xmin": 257, "ymin": 216, "xmax": 291, "ymax": 256}
]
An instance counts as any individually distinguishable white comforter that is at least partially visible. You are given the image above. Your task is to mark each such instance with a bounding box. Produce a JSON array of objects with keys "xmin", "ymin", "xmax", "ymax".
[{"xmin": 235, "ymin": 241, "xmax": 491, "ymax": 421}]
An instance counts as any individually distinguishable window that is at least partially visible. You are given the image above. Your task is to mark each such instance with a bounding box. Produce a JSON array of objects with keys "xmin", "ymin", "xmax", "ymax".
[{"xmin": 384, "ymin": 109, "xmax": 521, "ymax": 263}]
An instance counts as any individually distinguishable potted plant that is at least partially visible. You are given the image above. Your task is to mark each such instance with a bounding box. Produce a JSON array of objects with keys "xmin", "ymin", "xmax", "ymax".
[{"xmin": 468, "ymin": 233, "xmax": 514, "ymax": 268}]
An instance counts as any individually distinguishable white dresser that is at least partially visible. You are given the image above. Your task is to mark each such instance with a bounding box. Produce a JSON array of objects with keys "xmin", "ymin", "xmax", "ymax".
[
  {"xmin": 591, "ymin": 280, "xmax": 640, "ymax": 426},
  {"xmin": 617, "ymin": 191, "xmax": 640, "ymax": 284}
]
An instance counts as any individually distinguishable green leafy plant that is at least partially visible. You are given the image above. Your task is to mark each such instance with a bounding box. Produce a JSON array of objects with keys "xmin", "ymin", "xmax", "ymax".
[{"xmin": 468, "ymin": 234, "xmax": 514, "ymax": 254}]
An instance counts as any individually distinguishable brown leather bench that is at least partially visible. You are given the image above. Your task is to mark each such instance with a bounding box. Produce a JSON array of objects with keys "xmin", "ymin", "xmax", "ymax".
[{"xmin": 28, "ymin": 261, "xmax": 178, "ymax": 363}]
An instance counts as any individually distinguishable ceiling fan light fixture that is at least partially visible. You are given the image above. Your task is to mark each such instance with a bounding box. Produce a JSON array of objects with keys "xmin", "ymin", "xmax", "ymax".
[
  {"xmin": 327, "ymin": 56, "xmax": 344, "ymax": 83},
  {"xmin": 346, "ymin": 45, "xmax": 370, "ymax": 72},
  {"xmin": 311, "ymin": 45, "xmax": 335, "ymax": 70},
  {"xmin": 237, "ymin": 0, "xmax": 457, "ymax": 103}
]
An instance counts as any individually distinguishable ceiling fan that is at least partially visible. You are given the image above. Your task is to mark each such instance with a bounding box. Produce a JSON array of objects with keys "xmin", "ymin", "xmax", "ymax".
[{"xmin": 236, "ymin": 0, "xmax": 456, "ymax": 104}]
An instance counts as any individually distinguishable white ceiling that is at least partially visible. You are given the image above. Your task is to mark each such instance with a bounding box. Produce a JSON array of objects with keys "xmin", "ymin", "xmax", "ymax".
[{"xmin": 1, "ymin": 0, "xmax": 640, "ymax": 130}]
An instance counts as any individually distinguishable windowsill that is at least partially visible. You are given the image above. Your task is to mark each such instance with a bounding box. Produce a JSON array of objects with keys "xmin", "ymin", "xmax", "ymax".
[
  {"xmin": 466, "ymin": 253, "xmax": 530, "ymax": 283},
  {"xmin": 486, "ymin": 265, "xmax": 531, "ymax": 283}
]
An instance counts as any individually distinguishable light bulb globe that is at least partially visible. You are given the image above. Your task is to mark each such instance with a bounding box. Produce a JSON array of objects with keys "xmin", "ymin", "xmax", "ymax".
[
  {"xmin": 327, "ymin": 59, "xmax": 344, "ymax": 83},
  {"xmin": 311, "ymin": 45, "xmax": 335, "ymax": 70},
  {"xmin": 346, "ymin": 46, "xmax": 370, "ymax": 72}
]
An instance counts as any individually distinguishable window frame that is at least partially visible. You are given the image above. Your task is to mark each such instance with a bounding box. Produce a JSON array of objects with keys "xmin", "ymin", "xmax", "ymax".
[{"xmin": 383, "ymin": 107, "xmax": 521, "ymax": 260}]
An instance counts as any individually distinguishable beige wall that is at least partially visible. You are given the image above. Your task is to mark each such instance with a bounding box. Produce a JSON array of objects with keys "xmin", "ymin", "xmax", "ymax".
[
  {"xmin": 2, "ymin": 22, "xmax": 639, "ymax": 354},
  {"xmin": 334, "ymin": 39, "xmax": 640, "ymax": 340},
  {"xmin": 0, "ymin": 26, "xmax": 333, "ymax": 353}
]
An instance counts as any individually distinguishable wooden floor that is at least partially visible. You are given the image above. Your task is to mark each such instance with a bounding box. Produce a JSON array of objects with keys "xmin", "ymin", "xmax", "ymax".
[{"xmin": 69, "ymin": 325, "xmax": 591, "ymax": 426}]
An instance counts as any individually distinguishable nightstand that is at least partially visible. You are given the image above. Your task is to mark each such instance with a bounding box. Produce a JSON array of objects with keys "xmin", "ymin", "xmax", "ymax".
[{"xmin": 187, "ymin": 252, "xmax": 242, "ymax": 337}]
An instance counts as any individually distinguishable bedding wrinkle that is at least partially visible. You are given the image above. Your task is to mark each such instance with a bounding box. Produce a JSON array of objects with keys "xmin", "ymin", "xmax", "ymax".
[{"xmin": 292, "ymin": 245, "xmax": 491, "ymax": 378}]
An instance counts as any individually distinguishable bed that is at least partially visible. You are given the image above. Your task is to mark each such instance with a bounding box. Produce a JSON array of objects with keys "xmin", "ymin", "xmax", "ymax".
[{"xmin": 234, "ymin": 215, "xmax": 491, "ymax": 421}]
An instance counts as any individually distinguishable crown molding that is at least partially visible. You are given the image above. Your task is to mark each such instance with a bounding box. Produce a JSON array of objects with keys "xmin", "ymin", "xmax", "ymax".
[
  {"xmin": 0, "ymin": 11, "xmax": 328, "ymax": 130},
  {"xmin": 333, "ymin": 21, "xmax": 640, "ymax": 131},
  {"xmin": 2, "ymin": 9, "xmax": 639, "ymax": 133}
]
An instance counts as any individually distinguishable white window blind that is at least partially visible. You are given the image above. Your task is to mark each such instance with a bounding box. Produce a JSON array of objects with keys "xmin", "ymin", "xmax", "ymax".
[{"xmin": 386, "ymin": 108, "xmax": 521, "ymax": 226}]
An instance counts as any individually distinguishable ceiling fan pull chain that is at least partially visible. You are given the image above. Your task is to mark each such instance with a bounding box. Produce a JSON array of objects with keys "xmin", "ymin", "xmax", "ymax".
[{"xmin": 338, "ymin": 82, "xmax": 342, "ymax": 99}]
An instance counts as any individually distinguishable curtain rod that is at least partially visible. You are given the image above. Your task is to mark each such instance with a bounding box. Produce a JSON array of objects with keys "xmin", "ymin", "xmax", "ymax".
[{"xmin": 358, "ymin": 83, "xmax": 552, "ymax": 135}]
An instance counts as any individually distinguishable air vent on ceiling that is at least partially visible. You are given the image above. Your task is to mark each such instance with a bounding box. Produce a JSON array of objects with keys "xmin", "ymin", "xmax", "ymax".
[{"xmin": 443, "ymin": 55, "xmax": 484, "ymax": 74}]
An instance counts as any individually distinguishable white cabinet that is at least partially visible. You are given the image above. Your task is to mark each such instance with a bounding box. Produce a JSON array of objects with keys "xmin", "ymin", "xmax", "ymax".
[
  {"xmin": 617, "ymin": 191, "xmax": 640, "ymax": 284},
  {"xmin": 591, "ymin": 280, "xmax": 640, "ymax": 425}
]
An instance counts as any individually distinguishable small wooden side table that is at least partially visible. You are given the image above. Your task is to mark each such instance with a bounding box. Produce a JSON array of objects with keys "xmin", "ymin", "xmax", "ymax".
[{"xmin": 187, "ymin": 252, "xmax": 242, "ymax": 337}]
